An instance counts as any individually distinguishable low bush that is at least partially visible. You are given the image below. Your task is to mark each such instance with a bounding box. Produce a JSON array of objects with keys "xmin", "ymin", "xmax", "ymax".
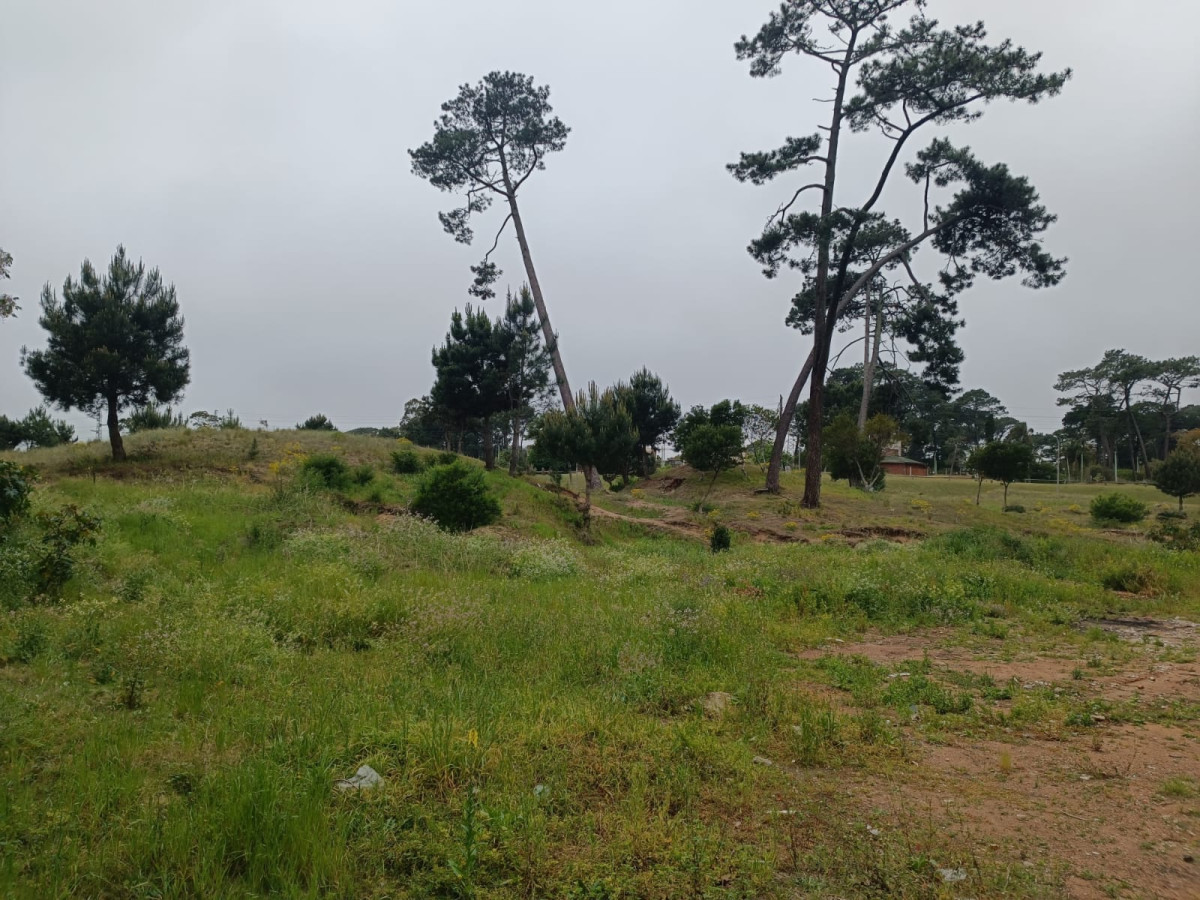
[
  {"xmin": 436, "ymin": 451, "xmax": 459, "ymax": 466},
  {"xmin": 1090, "ymin": 492, "xmax": 1148, "ymax": 524},
  {"xmin": 1148, "ymin": 519, "xmax": 1200, "ymax": 552},
  {"xmin": 1003, "ymin": 505, "xmax": 1026, "ymax": 514},
  {"xmin": 35, "ymin": 505, "xmax": 102, "ymax": 594},
  {"xmin": 350, "ymin": 464, "xmax": 375, "ymax": 486},
  {"xmin": 410, "ymin": 461, "xmax": 501, "ymax": 532},
  {"xmin": 0, "ymin": 461, "xmax": 32, "ymax": 522},
  {"xmin": 710, "ymin": 523, "xmax": 732, "ymax": 553},
  {"xmin": 1100, "ymin": 562, "xmax": 1164, "ymax": 595},
  {"xmin": 391, "ymin": 449, "xmax": 425, "ymax": 475},
  {"xmin": 298, "ymin": 454, "xmax": 351, "ymax": 490}
]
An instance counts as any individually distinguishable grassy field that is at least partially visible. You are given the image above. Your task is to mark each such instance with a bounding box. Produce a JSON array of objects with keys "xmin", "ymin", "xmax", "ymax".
[{"xmin": 2, "ymin": 429, "xmax": 1198, "ymax": 899}]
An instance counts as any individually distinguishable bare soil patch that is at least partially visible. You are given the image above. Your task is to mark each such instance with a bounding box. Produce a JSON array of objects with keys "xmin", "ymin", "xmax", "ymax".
[
  {"xmin": 857, "ymin": 724, "xmax": 1200, "ymax": 899},
  {"xmin": 801, "ymin": 626, "xmax": 1200, "ymax": 897}
]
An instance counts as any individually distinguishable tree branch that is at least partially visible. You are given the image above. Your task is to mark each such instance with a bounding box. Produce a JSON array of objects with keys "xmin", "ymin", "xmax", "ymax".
[
  {"xmin": 769, "ymin": 183, "xmax": 827, "ymax": 227},
  {"xmin": 483, "ymin": 213, "xmax": 514, "ymax": 262}
]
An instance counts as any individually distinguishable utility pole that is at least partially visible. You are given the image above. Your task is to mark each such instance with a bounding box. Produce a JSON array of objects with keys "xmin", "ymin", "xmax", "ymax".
[{"xmin": 1055, "ymin": 435, "xmax": 1061, "ymax": 493}]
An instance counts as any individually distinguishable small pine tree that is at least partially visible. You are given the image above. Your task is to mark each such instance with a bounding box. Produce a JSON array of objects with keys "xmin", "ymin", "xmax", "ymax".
[
  {"xmin": 1155, "ymin": 449, "xmax": 1200, "ymax": 513},
  {"xmin": 411, "ymin": 461, "xmax": 501, "ymax": 532},
  {"xmin": 22, "ymin": 247, "xmax": 190, "ymax": 460},
  {"xmin": 297, "ymin": 414, "xmax": 336, "ymax": 431}
]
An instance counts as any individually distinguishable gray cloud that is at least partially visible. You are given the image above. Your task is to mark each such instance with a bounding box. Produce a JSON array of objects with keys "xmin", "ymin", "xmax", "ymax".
[{"xmin": 2, "ymin": 0, "xmax": 1198, "ymax": 434}]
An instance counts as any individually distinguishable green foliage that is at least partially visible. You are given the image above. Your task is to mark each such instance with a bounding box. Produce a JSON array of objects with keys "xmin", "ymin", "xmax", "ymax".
[
  {"xmin": 299, "ymin": 454, "xmax": 351, "ymax": 491},
  {"xmin": 674, "ymin": 401, "xmax": 744, "ymax": 498},
  {"xmin": 33, "ymin": 505, "xmax": 101, "ymax": 595},
  {"xmin": 533, "ymin": 384, "xmax": 638, "ymax": 491},
  {"xmin": 613, "ymin": 368, "xmax": 681, "ymax": 476},
  {"xmin": 437, "ymin": 451, "xmax": 459, "ymax": 466},
  {"xmin": 12, "ymin": 620, "xmax": 48, "ymax": 663},
  {"xmin": 0, "ymin": 407, "xmax": 76, "ymax": 450},
  {"xmin": 297, "ymin": 414, "xmax": 336, "ymax": 431},
  {"xmin": 1154, "ymin": 449, "xmax": 1200, "ymax": 511},
  {"xmin": 22, "ymin": 246, "xmax": 189, "ymax": 459},
  {"xmin": 1100, "ymin": 562, "xmax": 1163, "ymax": 595},
  {"xmin": 125, "ymin": 404, "xmax": 185, "ymax": 433},
  {"xmin": 970, "ymin": 440, "xmax": 1035, "ymax": 505},
  {"xmin": 410, "ymin": 461, "xmax": 501, "ymax": 533},
  {"xmin": 1090, "ymin": 492, "xmax": 1148, "ymax": 524},
  {"xmin": 0, "ymin": 247, "xmax": 19, "ymax": 319},
  {"xmin": 0, "ymin": 461, "xmax": 32, "ymax": 522},
  {"xmin": 709, "ymin": 523, "xmax": 732, "ymax": 554},
  {"xmin": 825, "ymin": 414, "xmax": 898, "ymax": 490},
  {"xmin": 1148, "ymin": 519, "xmax": 1200, "ymax": 552},
  {"xmin": 391, "ymin": 449, "xmax": 426, "ymax": 475},
  {"xmin": 410, "ymin": 71, "xmax": 569, "ymax": 299},
  {"xmin": 350, "ymin": 465, "xmax": 375, "ymax": 486}
]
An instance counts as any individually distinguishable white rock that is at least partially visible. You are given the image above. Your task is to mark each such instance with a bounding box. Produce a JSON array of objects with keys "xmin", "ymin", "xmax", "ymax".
[{"xmin": 335, "ymin": 765, "xmax": 383, "ymax": 791}]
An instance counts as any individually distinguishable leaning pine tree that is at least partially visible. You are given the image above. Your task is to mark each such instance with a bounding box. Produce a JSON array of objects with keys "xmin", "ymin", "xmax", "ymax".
[
  {"xmin": 22, "ymin": 247, "xmax": 190, "ymax": 461},
  {"xmin": 731, "ymin": 0, "xmax": 1070, "ymax": 504}
]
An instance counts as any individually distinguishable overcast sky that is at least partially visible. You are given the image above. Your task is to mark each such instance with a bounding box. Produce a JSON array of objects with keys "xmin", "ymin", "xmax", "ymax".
[{"xmin": 2, "ymin": 0, "xmax": 1198, "ymax": 435}]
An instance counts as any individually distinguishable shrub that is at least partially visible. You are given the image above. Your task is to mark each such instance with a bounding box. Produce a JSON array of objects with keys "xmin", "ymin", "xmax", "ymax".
[
  {"xmin": 1100, "ymin": 562, "xmax": 1164, "ymax": 595},
  {"xmin": 1148, "ymin": 519, "xmax": 1200, "ymax": 551},
  {"xmin": 298, "ymin": 453, "xmax": 351, "ymax": 490},
  {"xmin": 297, "ymin": 414, "xmax": 336, "ymax": 431},
  {"xmin": 13, "ymin": 620, "xmax": 48, "ymax": 663},
  {"xmin": 34, "ymin": 505, "xmax": 101, "ymax": 594},
  {"xmin": 391, "ymin": 449, "xmax": 426, "ymax": 475},
  {"xmin": 1003, "ymin": 505, "xmax": 1026, "ymax": 514},
  {"xmin": 437, "ymin": 451, "xmax": 459, "ymax": 466},
  {"xmin": 411, "ymin": 462, "xmax": 501, "ymax": 532},
  {"xmin": 0, "ymin": 461, "xmax": 32, "ymax": 522},
  {"xmin": 710, "ymin": 523, "xmax": 732, "ymax": 553},
  {"xmin": 350, "ymin": 464, "xmax": 375, "ymax": 486},
  {"xmin": 1090, "ymin": 492, "xmax": 1148, "ymax": 524}
]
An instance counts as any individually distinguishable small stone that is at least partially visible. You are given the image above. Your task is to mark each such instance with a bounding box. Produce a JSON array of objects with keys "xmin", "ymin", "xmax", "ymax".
[
  {"xmin": 752, "ymin": 755, "xmax": 774, "ymax": 767},
  {"xmin": 702, "ymin": 691, "xmax": 733, "ymax": 718},
  {"xmin": 938, "ymin": 868, "xmax": 968, "ymax": 883},
  {"xmin": 1184, "ymin": 855, "xmax": 1195, "ymax": 864},
  {"xmin": 866, "ymin": 825, "xmax": 881, "ymax": 837},
  {"xmin": 1079, "ymin": 774, "xmax": 1092, "ymax": 781},
  {"xmin": 335, "ymin": 765, "xmax": 383, "ymax": 791}
]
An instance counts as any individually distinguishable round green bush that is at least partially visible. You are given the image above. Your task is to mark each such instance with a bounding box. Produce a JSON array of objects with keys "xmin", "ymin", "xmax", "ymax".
[
  {"xmin": 391, "ymin": 449, "xmax": 425, "ymax": 475},
  {"xmin": 350, "ymin": 464, "xmax": 375, "ymax": 486},
  {"xmin": 1089, "ymin": 492, "xmax": 1148, "ymax": 524},
  {"xmin": 410, "ymin": 461, "xmax": 501, "ymax": 532},
  {"xmin": 299, "ymin": 453, "xmax": 351, "ymax": 490},
  {"xmin": 436, "ymin": 451, "xmax": 459, "ymax": 466}
]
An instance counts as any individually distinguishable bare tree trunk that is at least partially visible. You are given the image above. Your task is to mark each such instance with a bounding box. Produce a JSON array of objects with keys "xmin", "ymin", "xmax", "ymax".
[
  {"xmin": 508, "ymin": 413, "xmax": 521, "ymax": 476},
  {"xmin": 107, "ymin": 395, "xmax": 126, "ymax": 461},
  {"xmin": 858, "ymin": 285, "xmax": 885, "ymax": 431},
  {"xmin": 504, "ymin": 186, "xmax": 600, "ymax": 491},
  {"xmin": 764, "ymin": 349, "xmax": 817, "ymax": 492},
  {"xmin": 507, "ymin": 197, "xmax": 571, "ymax": 411},
  {"xmin": 976, "ymin": 474, "xmax": 983, "ymax": 506},
  {"xmin": 801, "ymin": 338, "xmax": 833, "ymax": 508},
  {"xmin": 482, "ymin": 416, "xmax": 494, "ymax": 470}
]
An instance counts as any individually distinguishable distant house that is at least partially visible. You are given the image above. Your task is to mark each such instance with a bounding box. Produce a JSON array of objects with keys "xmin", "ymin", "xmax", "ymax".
[{"xmin": 881, "ymin": 442, "xmax": 929, "ymax": 477}]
